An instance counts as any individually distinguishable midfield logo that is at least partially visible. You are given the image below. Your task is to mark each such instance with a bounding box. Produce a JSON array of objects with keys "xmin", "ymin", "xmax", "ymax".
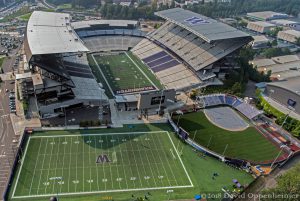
[{"xmin": 96, "ymin": 154, "xmax": 111, "ymax": 163}]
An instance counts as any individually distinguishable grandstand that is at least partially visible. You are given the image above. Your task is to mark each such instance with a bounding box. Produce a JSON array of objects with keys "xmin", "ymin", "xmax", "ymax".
[
  {"xmin": 131, "ymin": 8, "xmax": 252, "ymax": 91},
  {"xmin": 22, "ymin": 11, "xmax": 108, "ymax": 117},
  {"xmin": 197, "ymin": 94, "xmax": 263, "ymax": 120},
  {"xmin": 131, "ymin": 39, "xmax": 200, "ymax": 90},
  {"xmin": 83, "ymin": 36, "xmax": 143, "ymax": 52}
]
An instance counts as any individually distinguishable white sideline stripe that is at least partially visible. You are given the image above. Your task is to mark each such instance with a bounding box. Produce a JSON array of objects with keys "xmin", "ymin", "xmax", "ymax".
[
  {"xmin": 167, "ymin": 132, "xmax": 194, "ymax": 187},
  {"xmin": 125, "ymin": 52, "xmax": 158, "ymax": 90},
  {"xmin": 91, "ymin": 54, "xmax": 115, "ymax": 96},
  {"xmin": 12, "ymin": 185, "xmax": 193, "ymax": 199},
  {"xmin": 12, "ymin": 131, "xmax": 194, "ymax": 199},
  {"xmin": 12, "ymin": 137, "xmax": 31, "ymax": 198},
  {"xmin": 30, "ymin": 131, "xmax": 166, "ymax": 138}
]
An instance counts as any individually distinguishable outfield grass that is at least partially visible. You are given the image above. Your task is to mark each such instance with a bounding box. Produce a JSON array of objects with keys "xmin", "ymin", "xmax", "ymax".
[
  {"xmin": 174, "ymin": 112, "xmax": 281, "ymax": 162},
  {"xmin": 93, "ymin": 53, "xmax": 159, "ymax": 95},
  {"xmin": 9, "ymin": 124, "xmax": 253, "ymax": 201}
]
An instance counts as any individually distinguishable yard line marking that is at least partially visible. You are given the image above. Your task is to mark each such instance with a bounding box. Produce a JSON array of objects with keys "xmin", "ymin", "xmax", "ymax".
[
  {"xmin": 123, "ymin": 136, "xmax": 137, "ymax": 189},
  {"xmin": 116, "ymin": 136, "xmax": 129, "ymax": 189},
  {"xmin": 127, "ymin": 134, "xmax": 143, "ymax": 187},
  {"xmin": 99, "ymin": 136, "xmax": 107, "ymax": 191},
  {"xmin": 145, "ymin": 134, "xmax": 164, "ymax": 187},
  {"xmin": 111, "ymin": 135, "xmax": 122, "ymax": 189},
  {"xmin": 93, "ymin": 136, "xmax": 100, "ymax": 191},
  {"xmin": 12, "ymin": 137, "xmax": 31, "ymax": 198},
  {"xmin": 75, "ymin": 136, "xmax": 79, "ymax": 192},
  {"xmin": 51, "ymin": 137, "xmax": 61, "ymax": 194},
  {"xmin": 149, "ymin": 133, "xmax": 172, "ymax": 187},
  {"xmin": 44, "ymin": 137, "xmax": 55, "ymax": 194},
  {"xmin": 167, "ymin": 132, "xmax": 194, "ymax": 187},
  {"xmin": 154, "ymin": 132, "xmax": 178, "ymax": 185},
  {"xmin": 125, "ymin": 52, "xmax": 158, "ymax": 90},
  {"xmin": 36, "ymin": 138, "xmax": 49, "ymax": 195},
  {"xmin": 105, "ymin": 135, "xmax": 114, "ymax": 190},
  {"xmin": 29, "ymin": 138, "xmax": 43, "ymax": 195},
  {"xmin": 91, "ymin": 54, "xmax": 115, "ymax": 96},
  {"xmin": 59, "ymin": 137, "xmax": 67, "ymax": 194},
  {"xmin": 67, "ymin": 136, "xmax": 73, "ymax": 193},
  {"xmin": 136, "ymin": 134, "xmax": 157, "ymax": 187},
  {"xmin": 12, "ymin": 185, "xmax": 193, "ymax": 199},
  {"xmin": 88, "ymin": 136, "xmax": 92, "ymax": 192}
]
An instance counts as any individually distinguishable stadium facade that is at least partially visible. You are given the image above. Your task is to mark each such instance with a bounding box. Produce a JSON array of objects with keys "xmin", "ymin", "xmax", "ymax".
[
  {"xmin": 22, "ymin": 8, "xmax": 252, "ymax": 115},
  {"xmin": 23, "ymin": 11, "xmax": 108, "ymax": 117}
]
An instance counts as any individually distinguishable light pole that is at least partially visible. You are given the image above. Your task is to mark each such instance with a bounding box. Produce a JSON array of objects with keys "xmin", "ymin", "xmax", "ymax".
[
  {"xmin": 158, "ymin": 88, "xmax": 164, "ymax": 115},
  {"xmin": 60, "ymin": 105, "xmax": 68, "ymax": 127}
]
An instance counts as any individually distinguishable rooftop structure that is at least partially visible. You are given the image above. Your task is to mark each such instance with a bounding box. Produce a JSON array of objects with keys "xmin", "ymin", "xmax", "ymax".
[
  {"xmin": 71, "ymin": 20, "xmax": 138, "ymax": 30},
  {"xmin": 247, "ymin": 11, "xmax": 289, "ymax": 21},
  {"xmin": 277, "ymin": 29, "xmax": 300, "ymax": 43},
  {"xmin": 155, "ymin": 8, "xmax": 249, "ymax": 42},
  {"xmin": 25, "ymin": 11, "xmax": 88, "ymax": 59}
]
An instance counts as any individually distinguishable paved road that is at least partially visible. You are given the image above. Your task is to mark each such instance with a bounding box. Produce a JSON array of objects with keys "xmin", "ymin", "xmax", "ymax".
[{"xmin": 0, "ymin": 80, "xmax": 19, "ymax": 200}]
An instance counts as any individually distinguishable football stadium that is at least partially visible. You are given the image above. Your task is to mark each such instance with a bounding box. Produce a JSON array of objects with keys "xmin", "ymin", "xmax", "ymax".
[{"xmin": 7, "ymin": 6, "xmax": 300, "ymax": 201}]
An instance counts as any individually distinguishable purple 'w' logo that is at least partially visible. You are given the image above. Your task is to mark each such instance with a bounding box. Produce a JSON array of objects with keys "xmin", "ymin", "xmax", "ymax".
[{"xmin": 96, "ymin": 154, "xmax": 111, "ymax": 163}]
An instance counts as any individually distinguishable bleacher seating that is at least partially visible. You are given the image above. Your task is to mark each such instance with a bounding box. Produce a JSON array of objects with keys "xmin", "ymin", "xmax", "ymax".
[
  {"xmin": 83, "ymin": 36, "xmax": 143, "ymax": 52},
  {"xmin": 77, "ymin": 29, "xmax": 146, "ymax": 38},
  {"xmin": 147, "ymin": 21, "xmax": 249, "ymax": 72},
  {"xmin": 131, "ymin": 38, "xmax": 202, "ymax": 90},
  {"xmin": 197, "ymin": 94, "xmax": 263, "ymax": 120}
]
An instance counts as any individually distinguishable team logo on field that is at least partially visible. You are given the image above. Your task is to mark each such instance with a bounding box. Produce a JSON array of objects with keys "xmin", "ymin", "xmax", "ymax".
[{"xmin": 96, "ymin": 154, "xmax": 111, "ymax": 163}]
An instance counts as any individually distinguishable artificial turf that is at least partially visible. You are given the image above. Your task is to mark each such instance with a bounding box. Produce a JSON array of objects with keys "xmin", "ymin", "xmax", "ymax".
[
  {"xmin": 8, "ymin": 124, "xmax": 253, "ymax": 201},
  {"xmin": 174, "ymin": 112, "xmax": 281, "ymax": 162},
  {"xmin": 93, "ymin": 52, "xmax": 159, "ymax": 95}
]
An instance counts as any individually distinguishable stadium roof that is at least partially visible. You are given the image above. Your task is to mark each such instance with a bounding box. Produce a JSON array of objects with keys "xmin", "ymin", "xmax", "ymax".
[
  {"xmin": 155, "ymin": 8, "xmax": 250, "ymax": 42},
  {"xmin": 267, "ymin": 77, "xmax": 300, "ymax": 95},
  {"xmin": 26, "ymin": 11, "xmax": 89, "ymax": 56},
  {"xmin": 71, "ymin": 20, "xmax": 138, "ymax": 30}
]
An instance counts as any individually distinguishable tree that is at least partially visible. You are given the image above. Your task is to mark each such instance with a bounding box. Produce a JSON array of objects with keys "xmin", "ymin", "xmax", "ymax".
[
  {"xmin": 295, "ymin": 37, "xmax": 300, "ymax": 46},
  {"xmin": 261, "ymin": 163, "xmax": 300, "ymax": 201}
]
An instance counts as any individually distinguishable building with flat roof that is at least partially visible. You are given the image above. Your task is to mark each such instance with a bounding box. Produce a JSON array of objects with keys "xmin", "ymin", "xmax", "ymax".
[
  {"xmin": 247, "ymin": 11, "xmax": 289, "ymax": 21},
  {"xmin": 247, "ymin": 21, "xmax": 276, "ymax": 33},
  {"xmin": 251, "ymin": 35, "xmax": 270, "ymax": 49},
  {"xmin": 277, "ymin": 29, "xmax": 300, "ymax": 44}
]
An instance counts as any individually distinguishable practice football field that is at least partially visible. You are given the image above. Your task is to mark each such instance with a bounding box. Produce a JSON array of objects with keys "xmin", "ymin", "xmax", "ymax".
[
  {"xmin": 12, "ymin": 131, "xmax": 193, "ymax": 199},
  {"xmin": 92, "ymin": 52, "xmax": 159, "ymax": 95}
]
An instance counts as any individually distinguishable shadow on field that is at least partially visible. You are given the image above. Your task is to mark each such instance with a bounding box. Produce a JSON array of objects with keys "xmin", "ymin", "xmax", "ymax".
[
  {"xmin": 77, "ymin": 124, "xmax": 169, "ymax": 149},
  {"xmin": 172, "ymin": 114, "xmax": 205, "ymax": 131}
]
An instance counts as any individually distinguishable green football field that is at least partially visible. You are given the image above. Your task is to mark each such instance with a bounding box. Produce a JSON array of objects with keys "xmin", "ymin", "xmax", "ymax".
[
  {"xmin": 9, "ymin": 124, "xmax": 253, "ymax": 201},
  {"xmin": 92, "ymin": 52, "xmax": 159, "ymax": 95},
  {"xmin": 174, "ymin": 112, "xmax": 281, "ymax": 163},
  {"xmin": 12, "ymin": 131, "xmax": 192, "ymax": 199}
]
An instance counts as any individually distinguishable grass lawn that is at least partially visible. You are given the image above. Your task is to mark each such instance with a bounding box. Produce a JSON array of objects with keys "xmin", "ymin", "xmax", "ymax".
[
  {"xmin": 18, "ymin": 12, "xmax": 32, "ymax": 21},
  {"xmin": 8, "ymin": 124, "xmax": 253, "ymax": 201},
  {"xmin": 174, "ymin": 112, "xmax": 281, "ymax": 162},
  {"xmin": 92, "ymin": 52, "xmax": 161, "ymax": 95}
]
